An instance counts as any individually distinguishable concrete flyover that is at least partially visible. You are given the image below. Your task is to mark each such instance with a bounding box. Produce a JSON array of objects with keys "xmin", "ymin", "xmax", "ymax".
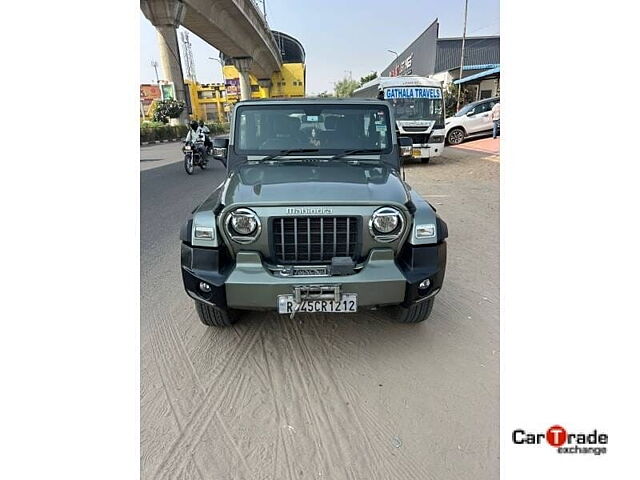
[{"xmin": 141, "ymin": 0, "xmax": 282, "ymax": 105}]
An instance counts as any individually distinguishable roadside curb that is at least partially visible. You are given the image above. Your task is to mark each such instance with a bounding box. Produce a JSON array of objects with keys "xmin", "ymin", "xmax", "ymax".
[{"xmin": 140, "ymin": 138, "xmax": 182, "ymax": 146}]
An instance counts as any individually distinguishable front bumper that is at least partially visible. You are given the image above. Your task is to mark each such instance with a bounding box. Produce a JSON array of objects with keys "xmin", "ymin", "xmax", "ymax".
[
  {"xmin": 412, "ymin": 145, "xmax": 443, "ymax": 159},
  {"xmin": 181, "ymin": 243, "xmax": 446, "ymax": 310}
]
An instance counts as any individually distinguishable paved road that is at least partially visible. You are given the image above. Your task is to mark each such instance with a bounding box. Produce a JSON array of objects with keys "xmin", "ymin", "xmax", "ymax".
[{"xmin": 141, "ymin": 145, "xmax": 499, "ymax": 479}]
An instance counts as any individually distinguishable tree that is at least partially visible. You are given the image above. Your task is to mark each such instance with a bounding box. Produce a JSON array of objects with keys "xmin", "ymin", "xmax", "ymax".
[
  {"xmin": 152, "ymin": 99, "xmax": 186, "ymax": 124},
  {"xmin": 334, "ymin": 76, "xmax": 360, "ymax": 98},
  {"xmin": 443, "ymin": 82, "xmax": 476, "ymax": 117},
  {"xmin": 359, "ymin": 71, "xmax": 378, "ymax": 86}
]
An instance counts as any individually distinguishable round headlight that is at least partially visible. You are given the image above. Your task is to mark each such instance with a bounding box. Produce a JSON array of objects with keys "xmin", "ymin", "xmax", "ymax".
[
  {"xmin": 369, "ymin": 207, "xmax": 404, "ymax": 242},
  {"xmin": 227, "ymin": 208, "xmax": 261, "ymax": 243},
  {"xmin": 373, "ymin": 212, "xmax": 399, "ymax": 233}
]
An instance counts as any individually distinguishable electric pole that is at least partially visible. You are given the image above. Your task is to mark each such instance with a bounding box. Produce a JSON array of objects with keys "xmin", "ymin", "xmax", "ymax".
[{"xmin": 456, "ymin": 0, "xmax": 469, "ymax": 111}]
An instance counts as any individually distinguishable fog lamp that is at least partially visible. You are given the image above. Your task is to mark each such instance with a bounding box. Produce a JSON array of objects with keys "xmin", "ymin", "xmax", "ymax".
[
  {"xmin": 415, "ymin": 223, "xmax": 436, "ymax": 238},
  {"xmin": 199, "ymin": 282, "xmax": 211, "ymax": 293},
  {"xmin": 419, "ymin": 279, "xmax": 431, "ymax": 290}
]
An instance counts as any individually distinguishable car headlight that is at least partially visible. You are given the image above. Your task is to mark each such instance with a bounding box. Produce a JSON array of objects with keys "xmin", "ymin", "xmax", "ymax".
[
  {"xmin": 369, "ymin": 207, "xmax": 404, "ymax": 242},
  {"xmin": 428, "ymin": 135, "xmax": 444, "ymax": 144},
  {"xmin": 226, "ymin": 208, "xmax": 261, "ymax": 243}
]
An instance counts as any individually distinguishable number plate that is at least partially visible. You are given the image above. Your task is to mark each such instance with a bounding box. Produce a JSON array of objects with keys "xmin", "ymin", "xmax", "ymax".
[
  {"xmin": 277, "ymin": 294, "xmax": 358, "ymax": 314},
  {"xmin": 412, "ymin": 148, "xmax": 422, "ymax": 157}
]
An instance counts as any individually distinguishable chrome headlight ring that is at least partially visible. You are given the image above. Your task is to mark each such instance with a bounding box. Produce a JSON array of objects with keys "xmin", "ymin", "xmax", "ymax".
[
  {"xmin": 225, "ymin": 208, "xmax": 261, "ymax": 244},
  {"xmin": 369, "ymin": 206, "xmax": 404, "ymax": 242}
]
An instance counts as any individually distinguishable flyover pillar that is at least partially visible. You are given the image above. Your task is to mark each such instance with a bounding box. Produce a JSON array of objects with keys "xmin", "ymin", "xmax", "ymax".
[
  {"xmin": 232, "ymin": 57, "xmax": 253, "ymax": 101},
  {"xmin": 141, "ymin": 0, "xmax": 188, "ymax": 125},
  {"xmin": 257, "ymin": 78, "xmax": 272, "ymax": 98}
]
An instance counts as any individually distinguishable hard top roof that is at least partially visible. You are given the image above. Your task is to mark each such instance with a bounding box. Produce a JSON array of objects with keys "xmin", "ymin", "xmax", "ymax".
[{"xmin": 235, "ymin": 98, "xmax": 390, "ymax": 106}]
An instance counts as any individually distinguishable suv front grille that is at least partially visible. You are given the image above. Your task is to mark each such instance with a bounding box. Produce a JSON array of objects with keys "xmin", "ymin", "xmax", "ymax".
[{"xmin": 272, "ymin": 216, "xmax": 360, "ymax": 264}]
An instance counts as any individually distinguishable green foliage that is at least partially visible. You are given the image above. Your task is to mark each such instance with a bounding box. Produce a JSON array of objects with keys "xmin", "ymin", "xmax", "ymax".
[
  {"xmin": 152, "ymin": 99, "xmax": 186, "ymax": 123},
  {"xmin": 359, "ymin": 71, "xmax": 378, "ymax": 86},
  {"xmin": 140, "ymin": 121, "xmax": 230, "ymax": 143},
  {"xmin": 334, "ymin": 77, "xmax": 360, "ymax": 98},
  {"xmin": 444, "ymin": 82, "xmax": 476, "ymax": 117}
]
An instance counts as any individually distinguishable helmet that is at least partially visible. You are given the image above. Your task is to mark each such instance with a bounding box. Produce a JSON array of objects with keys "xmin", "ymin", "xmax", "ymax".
[{"xmin": 190, "ymin": 121, "xmax": 199, "ymax": 131}]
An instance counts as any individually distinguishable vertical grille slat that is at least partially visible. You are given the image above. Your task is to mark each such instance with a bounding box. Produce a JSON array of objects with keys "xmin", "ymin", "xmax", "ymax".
[
  {"xmin": 307, "ymin": 218, "xmax": 311, "ymax": 260},
  {"xmin": 333, "ymin": 218, "xmax": 337, "ymax": 258},
  {"xmin": 320, "ymin": 217, "xmax": 324, "ymax": 261},
  {"xmin": 294, "ymin": 218, "xmax": 298, "ymax": 261},
  {"xmin": 272, "ymin": 216, "xmax": 359, "ymax": 264},
  {"xmin": 280, "ymin": 218, "xmax": 285, "ymax": 261}
]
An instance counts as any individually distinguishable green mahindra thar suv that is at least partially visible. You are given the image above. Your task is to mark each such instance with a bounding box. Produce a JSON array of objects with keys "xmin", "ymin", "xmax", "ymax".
[{"xmin": 180, "ymin": 99, "xmax": 448, "ymax": 326}]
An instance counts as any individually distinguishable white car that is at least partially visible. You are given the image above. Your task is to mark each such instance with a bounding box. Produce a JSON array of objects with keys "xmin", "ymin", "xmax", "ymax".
[{"xmin": 445, "ymin": 97, "xmax": 499, "ymax": 145}]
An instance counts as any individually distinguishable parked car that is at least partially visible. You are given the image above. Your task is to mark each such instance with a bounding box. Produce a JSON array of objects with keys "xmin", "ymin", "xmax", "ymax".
[
  {"xmin": 445, "ymin": 97, "xmax": 499, "ymax": 145},
  {"xmin": 180, "ymin": 98, "xmax": 448, "ymax": 327}
]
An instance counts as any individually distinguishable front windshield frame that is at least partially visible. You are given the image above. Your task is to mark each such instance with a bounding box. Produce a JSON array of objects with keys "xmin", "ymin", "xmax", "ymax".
[{"xmin": 233, "ymin": 104, "xmax": 393, "ymax": 157}]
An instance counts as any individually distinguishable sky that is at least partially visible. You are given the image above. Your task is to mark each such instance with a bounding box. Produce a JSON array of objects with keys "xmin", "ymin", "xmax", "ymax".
[{"xmin": 140, "ymin": 0, "xmax": 499, "ymax": 95}]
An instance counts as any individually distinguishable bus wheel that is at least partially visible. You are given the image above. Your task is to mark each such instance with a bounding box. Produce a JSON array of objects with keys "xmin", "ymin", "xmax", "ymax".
[
  {"xmin": 447, "ymin": 128, "xmax": 465, "ymax": 145},
  {"xmin": 421, "ymin": 157, "xmax": 430, "ymax": 164}
]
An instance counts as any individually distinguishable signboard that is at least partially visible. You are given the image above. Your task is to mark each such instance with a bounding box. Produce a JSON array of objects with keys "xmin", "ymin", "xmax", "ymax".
[
  {"xmin": 160, "ymin": 83, "xmax": 175, "ymax": 100},
  {"xmin": 140, "ymin": 84, "xmax": 161, "ymax": 105},
  {"xmin": 225, "ymin": 78, "xmax": 239, "ymax": 96},
  {"xmin": 140, "ymin": 84, "xmax": 161, "ymax": 117},
  {"xmin": 384, "ymin": 87, "xmax": 442, "ymax": 100},
  {"xmin": 389, "ymin": 53, "xmax": 414, "ymax": 77}
]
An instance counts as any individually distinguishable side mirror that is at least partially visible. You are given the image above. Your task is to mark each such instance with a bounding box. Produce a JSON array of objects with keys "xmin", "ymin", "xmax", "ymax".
[
  {"xmin": 398, "ymin": 136, "xmax": 413, "ymax": 158},
  {"xmin": 212, "ymin": 137, "xmax": 229, "ymax": 161}
]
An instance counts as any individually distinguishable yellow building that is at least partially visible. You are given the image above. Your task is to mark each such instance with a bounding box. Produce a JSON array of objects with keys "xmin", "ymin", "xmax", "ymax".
[
  {"xmin": 185, "ymin": 81, "xmax": 229, "ymax": 122},
  {"xmin": 221, "ymin": 30, "xmax": 306, "ymax": 101},
  {"xmin": 186, "ymin": 30, "xmax": 306, "ymax": 122}
]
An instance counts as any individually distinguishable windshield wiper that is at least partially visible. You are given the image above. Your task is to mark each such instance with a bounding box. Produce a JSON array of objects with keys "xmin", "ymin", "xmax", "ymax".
[
  {"xmin": 260, "ymin": 148, "xmax": 319, "ymax": 161},
  {"xmin": 330, "ymin": 149, "xmax": 383, "ymax": 160}
]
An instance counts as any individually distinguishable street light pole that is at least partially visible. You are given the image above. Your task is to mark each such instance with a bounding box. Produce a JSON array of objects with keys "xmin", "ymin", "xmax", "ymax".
[
  {"xmin": 456, "ymin": 0, "xmax": 469, "ymax": 111},
  {"xmin": 387, "ymin": 50, "xmax": 399, "ymax": 76},
  {"xmin": 209, "ymin": 56, "xmax": 225, "ymax": 84},
  {"xmin": 151, "ymin": 60, "xmax": 160, "ymax": 84}
]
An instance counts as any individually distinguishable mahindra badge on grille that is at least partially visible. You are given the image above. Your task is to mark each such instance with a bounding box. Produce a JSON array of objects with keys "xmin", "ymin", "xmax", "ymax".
[{"xmin": 285, "ymin": 207, "xmax": 333, "ymax": 215}]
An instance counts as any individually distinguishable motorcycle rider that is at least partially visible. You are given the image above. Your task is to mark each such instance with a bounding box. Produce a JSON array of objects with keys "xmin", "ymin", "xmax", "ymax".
[
  {"xmin": 198, "ymin": 120, "xmax": 213, "ymax": 154},
  {"xmin": 185, "ymin": 120, "xmax": 206, "ymax": 154}
]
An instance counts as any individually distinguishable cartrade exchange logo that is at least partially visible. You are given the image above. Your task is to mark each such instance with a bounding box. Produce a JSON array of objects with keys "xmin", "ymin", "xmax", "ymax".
[{"xmin": 512, "ymin": 425, "xmax": 608, "ymax": 455}]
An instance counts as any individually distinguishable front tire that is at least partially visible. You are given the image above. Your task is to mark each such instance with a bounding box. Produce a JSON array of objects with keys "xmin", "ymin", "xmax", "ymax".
[
  {"xmin": 194, "ymin": 301, "xmax": 239, "ymax": 327},
  {"xmin": 184, "ymin": 153, "xmax": 194, "ymax": 175},
  {"xmin": 389, "ymin": 298, "xmax": 435, "ymax": 324},
  {"xmin": 447, "ymin": 128, "xmax": 465, "ymax": 145},
  {"xmin": 420, "ymin": 157, "xmax": 431, "ymax": 164}
]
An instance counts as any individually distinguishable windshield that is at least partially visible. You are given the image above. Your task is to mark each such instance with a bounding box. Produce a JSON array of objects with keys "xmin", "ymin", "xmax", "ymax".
[
  {"xmin": 234, "ymin": 104, "xmax": 392, "ymax": 155},
  {"xmin": 388, "ymin": 97, "xmax": 444, "ymax": 124},
  {"xmin": 454, "ymin": 103, "xmax": 476, "ymax": 117}
]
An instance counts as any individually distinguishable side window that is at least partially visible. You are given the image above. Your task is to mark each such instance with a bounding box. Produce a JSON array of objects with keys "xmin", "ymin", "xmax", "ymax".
[{"xmin": 475, "ymin": 102, "xmax": 490, "ymax": 114}]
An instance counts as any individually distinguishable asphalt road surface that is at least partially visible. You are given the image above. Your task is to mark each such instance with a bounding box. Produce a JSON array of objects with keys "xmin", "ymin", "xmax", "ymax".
[{"xmin": 141, "ymin": 143, "xmax": 499, "ymax": 479}]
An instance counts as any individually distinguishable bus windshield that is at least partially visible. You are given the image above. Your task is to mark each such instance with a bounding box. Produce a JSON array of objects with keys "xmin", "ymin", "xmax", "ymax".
[{"xmin": 388, "ymin": 97, "xmax": 444, "ymax": 125}]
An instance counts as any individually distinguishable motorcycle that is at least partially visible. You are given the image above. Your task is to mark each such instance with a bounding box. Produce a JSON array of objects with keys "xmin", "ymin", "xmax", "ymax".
[{"xmin": 182, "ymin": 141, "xmax": 209, "ymax": 175}]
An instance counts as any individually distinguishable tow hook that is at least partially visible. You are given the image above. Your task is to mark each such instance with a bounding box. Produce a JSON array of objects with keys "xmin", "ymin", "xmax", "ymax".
[{"xmin": 289, "ymin": 285, "xmax": 341, "ymax": 320}]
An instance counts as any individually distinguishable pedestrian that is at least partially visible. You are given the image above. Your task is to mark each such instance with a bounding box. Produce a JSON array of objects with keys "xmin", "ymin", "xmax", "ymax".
[{"xmin": 491, "ymin": 101, "xmax": 500, "ymax": 139}]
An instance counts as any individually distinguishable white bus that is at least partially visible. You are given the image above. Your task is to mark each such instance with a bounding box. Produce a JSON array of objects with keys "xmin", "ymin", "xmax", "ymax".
[{"xmin": 353, "ymin": 76, "xmax": 445, "ymax": 163}]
